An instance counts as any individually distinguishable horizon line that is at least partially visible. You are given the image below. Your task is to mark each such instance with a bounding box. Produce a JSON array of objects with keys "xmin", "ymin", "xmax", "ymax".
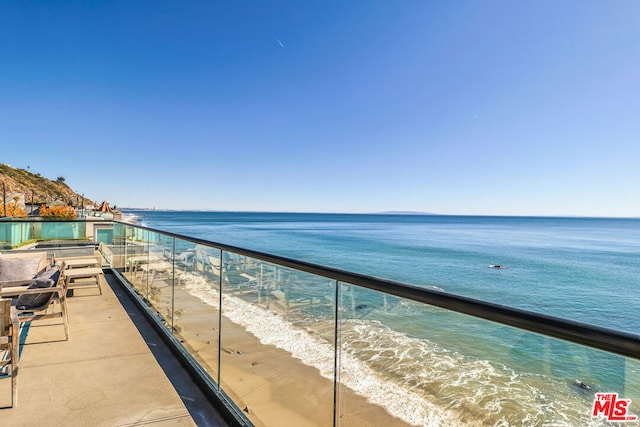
[{"xmin": 119, "ymin": 208, "xmax": 639, "ymax": 220}]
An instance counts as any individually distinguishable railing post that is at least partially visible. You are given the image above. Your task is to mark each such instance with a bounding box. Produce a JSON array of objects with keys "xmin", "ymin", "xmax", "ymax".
[
  {"xmin": 217, "ymin": 249, "xmax": 223, "ymax": 390},
  {"xmin": 171, "ymin": 237, "xmax": 176, "ymax": 335},
  {"xmin": 333, "ymin": 280, "xmax": 341, "ymax": 427}
]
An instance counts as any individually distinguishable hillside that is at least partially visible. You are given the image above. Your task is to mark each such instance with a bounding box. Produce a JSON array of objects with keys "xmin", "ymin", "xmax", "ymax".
[{"xmin": 0, "ymin": 163, "xmax": 94, "ymax": 207}]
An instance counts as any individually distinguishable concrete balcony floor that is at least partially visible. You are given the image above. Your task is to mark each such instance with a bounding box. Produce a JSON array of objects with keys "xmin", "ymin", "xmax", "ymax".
[{"xmin": 1, "ymin": 272, "xmax": 229, "ymax": 426}]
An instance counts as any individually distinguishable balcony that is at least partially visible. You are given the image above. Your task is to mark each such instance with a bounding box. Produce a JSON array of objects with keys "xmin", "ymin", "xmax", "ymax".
[
  {"xmin": 1, "ymin": 267, "xmax": 227, "ymax": 425},
  {"xmin": 1, "ymin": 219, "xmax": 639, "ymax": 426}
]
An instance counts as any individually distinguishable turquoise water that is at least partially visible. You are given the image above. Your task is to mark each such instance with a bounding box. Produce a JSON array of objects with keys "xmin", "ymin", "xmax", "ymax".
[
  {"xmin": 129, "ymin": 211, "xmax": 639, "ymax": 332},
  {"xmin": 126, "ymin": 211, "xmax": 640, "ymax": 425}
]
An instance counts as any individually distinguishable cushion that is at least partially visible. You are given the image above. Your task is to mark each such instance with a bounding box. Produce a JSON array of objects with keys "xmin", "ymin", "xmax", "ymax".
[
  {"xmin": 0, "ymin": 252, "xmax": 48, "ymax": 281},
  {"xmin": 35, "ymin": 265, "xmax": 61, "ymax": 283},
  {"xmin": 15, "ymin": 278, "xmax": 55, "ymax": 310}
]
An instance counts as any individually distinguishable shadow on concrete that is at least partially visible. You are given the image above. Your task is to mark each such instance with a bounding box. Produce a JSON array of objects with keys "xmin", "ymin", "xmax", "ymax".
[{"xmin": 105, "ymin": 273, "xmax": 230, "ymax": 427}]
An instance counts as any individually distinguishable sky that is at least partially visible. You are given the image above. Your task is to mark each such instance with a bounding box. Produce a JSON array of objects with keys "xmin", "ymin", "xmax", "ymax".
[{"xmin": 1, "ymin": 1, "xmax": 639, "ymax": 217}]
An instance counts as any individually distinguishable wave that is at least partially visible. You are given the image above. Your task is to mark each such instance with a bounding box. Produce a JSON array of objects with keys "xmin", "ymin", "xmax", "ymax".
[
  {"xmin": 180, "ymin": 272, "xmax": 455, "ymax": 426},
  {"xmin": 120, "ymin": 212, "xmax": 142, "ymax": 223},
  {"xmin": 179, "ymin": 272, "xmax": 605, "ymax": 426}
]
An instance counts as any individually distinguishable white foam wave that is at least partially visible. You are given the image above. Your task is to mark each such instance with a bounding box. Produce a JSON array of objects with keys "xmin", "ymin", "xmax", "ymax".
[
  {"xmin": 179, "ymin": 272, "xmax": 599, "ymax": 426},
  {"xmin": 120, "ymin": 212, "xmax": 141, "ymax": 224},
  {"xmin": 340, "ymin": 319, "xmax": 600, "ymax": 426},
  {"xmin": 180, "ymin": 272, "xmax": 457, "ymax": 426}
]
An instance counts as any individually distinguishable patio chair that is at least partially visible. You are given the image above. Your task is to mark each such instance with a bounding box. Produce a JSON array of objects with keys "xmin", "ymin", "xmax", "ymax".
[
  {"xmin": 0, "ymin": 264, "xmax": 70, "ymax": 341},
  {"xmin": 0, "ymin": 298, "xmax": 18, "ymax": 407}
]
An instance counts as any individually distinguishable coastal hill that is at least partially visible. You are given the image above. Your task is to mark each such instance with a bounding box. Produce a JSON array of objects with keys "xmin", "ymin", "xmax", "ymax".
[{"xmin": 0, "ymin": 163, "xmax": 94, "ymax": 207}]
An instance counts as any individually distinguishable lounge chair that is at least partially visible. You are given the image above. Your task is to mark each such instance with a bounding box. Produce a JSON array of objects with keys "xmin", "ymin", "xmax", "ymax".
[
  {"xmin": 206, "ymin": 254, "xmax": 224, "ymax": 278},
  {"xmin": 162, "ymin": 248, "xmax": 195, "ymax": 271},
  {"xmin": 0, "ymin": 254, "xmax": 70, "ymax": 341},
  {"xmin": 0, "ymin": 298, "xmax": 18, "ymax": 407},
  {"xmin": 174, "ymin": 249, "xmax": 196, "ymax": 270},
  {"xmin": 11, "ymin": 281, "xmax": 70, "ymax": 341}
]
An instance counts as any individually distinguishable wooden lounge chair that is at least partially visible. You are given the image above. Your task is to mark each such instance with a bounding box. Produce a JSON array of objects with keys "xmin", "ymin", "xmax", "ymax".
[{"xmin": 0, "ymin": 298, "xmax": 18, "ymax": 407}]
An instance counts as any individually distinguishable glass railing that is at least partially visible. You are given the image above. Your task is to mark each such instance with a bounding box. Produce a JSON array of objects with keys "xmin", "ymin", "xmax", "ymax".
[
  {"xmin": 0, "ymin": 220, "xmax": 88, "ymax": 250},
  {"xmin": 106, "ymin": 221, "xmax": 640, "ymax": 426},
  {"xmin": 3, "ymin": 218, "xmax": 639, "ymax": 424},
  {"xmin": 0, "ymin": 221, "xmax": 34, "ymax": 249}
]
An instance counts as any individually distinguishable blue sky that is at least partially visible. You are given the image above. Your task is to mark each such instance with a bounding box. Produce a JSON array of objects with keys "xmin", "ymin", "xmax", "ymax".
[{"xmin": 1, "ymin": 1, "xmax": 638, "ymax": 216}]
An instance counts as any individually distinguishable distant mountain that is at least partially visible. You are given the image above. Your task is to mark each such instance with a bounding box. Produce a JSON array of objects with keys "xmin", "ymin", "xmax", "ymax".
[
  {"xmin": 0, "ymin": 163, "xmax": 93, "ymax": 206},
  {"xmin": 375, "ymin": 211, "xmax": 438, "ymax": 215}
]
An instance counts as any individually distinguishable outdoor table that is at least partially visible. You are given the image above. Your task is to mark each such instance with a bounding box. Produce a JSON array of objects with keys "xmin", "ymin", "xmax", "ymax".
[
  {"xmin": 64, "ymin": 267, "xmax": 103, "ymax": 295},
  {"xmin": 59, "ymin": 257, "xmax": 100, "ymax": 269}
]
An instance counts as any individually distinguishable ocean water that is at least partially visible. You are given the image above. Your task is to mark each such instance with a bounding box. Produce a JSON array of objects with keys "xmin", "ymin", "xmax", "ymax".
[{"xmin": 125, "ymin": 211, "xmax": 640, "ymax": 425}]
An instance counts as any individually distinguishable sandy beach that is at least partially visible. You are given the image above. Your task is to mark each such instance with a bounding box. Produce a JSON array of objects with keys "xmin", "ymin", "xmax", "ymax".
[{"xmin": 125, "ymin": 268, "xmax": 413, "ymax": 427}]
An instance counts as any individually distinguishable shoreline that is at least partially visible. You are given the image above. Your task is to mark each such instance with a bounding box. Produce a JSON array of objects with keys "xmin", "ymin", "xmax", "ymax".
[
  {"xmin": 140, "ymin": 270, "xmax": 415, "ymax": 427},
  {"xmin": 136, "ymin": 268, "xmax": 610, "ymax": 426}
]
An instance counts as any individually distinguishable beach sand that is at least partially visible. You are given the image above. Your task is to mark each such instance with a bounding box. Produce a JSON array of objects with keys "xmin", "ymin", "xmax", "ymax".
[{"xmin": 126, "ymin": 269, "xmax": 412, "ymax": 427}]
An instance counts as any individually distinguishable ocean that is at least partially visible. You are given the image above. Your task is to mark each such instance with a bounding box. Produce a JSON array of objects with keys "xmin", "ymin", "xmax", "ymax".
[{"xmin": 124, "ymin": 210, "xmax": 640, "ymax": 425}]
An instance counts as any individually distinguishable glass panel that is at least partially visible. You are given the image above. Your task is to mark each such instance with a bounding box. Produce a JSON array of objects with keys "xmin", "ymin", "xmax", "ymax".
[
  {"xmin": 109, "ymin": 222, "xmax": 128, "ymax": 271},
  {"xmin": 170, "ymin": 242, "xmax": 221, "ymax": 382},
  {"xmin": 21, "ymin": 222, "xmax": 33, "ymax": 247},
  {"xmin": 0, "ymin": 222, "xmax": 11, "ymax": 249},
  {"xmin": 336, "ymin": 283, "xmax": 412, "ymax": 426},
  {"xmin": 122, "ymin": 229, "xmax": 160, "ymax": 299},
  {"xmin": 626, "ymin": 358, "xmax": 640, "ymax": 419},
  {"xmin": 95, "ymin": 228, "xmax": 113, "ymax": 245},
  {"xmin": 141, "ymin": 231, "xmax": 175, "ymax": 331},
  {"xmin": 220, "ymin": 255, "xmax": 336, "ymax": 426},
  {"xmin": 0, "ymin": 221, "xmax": 34, "ymax": 249},
  {"xmin": 337, "ymin": 283, "xmax": 640, "ymax": 426},
  {"xmin": 115, "ymin": 228, "xmax": 222, "ymax": 384},
  {"xmin": 38, "ymin": 221, "xmax": 86, "ymax": 240}
]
